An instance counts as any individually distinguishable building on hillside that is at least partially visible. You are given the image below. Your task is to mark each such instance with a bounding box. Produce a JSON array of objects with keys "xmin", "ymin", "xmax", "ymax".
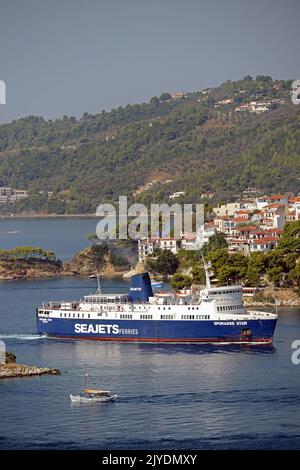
[
  {"xmin": 0, "ymin": 187, "xmax": 28, "ymax": 204},
  {"xmin": 0, "ymin": 187, "xmax": 12, "ymax": 195},
  {"xmin": 171, "ymin": 92, "xmax": 186, "ymax": 99},
  {"xmin": 234, "ymin": 99, "xmax": 283, "ymax": 114},
  {"xmin": 255, "ymin": 196, "xmax": 270, "ymax": 210},
  {"xmin": 138, "ymin": 238, "xmax": 178, "ymax": 263},
  {"xmin": 201, "ymin": 191, "xmax": 215, "ymax": 199},
  {"xmin": 213, "ymin": 216, "xmax": 235, "ymax": 234},
  {"xmin": 249, "ymin": 102, "xmax": 269, "ymax": 113},
  {"xmin": 234, "ymin": 209, "xmax": 251, "ymax": 220},
  {"xmin": 169, "ymin": 191, "xmax": 185, "ymax": 199},
  {"xmin": 213, "ymin": 202, "xmax": 241, "ymax": 217},
  {"xmin": 251, "ymin": 211, "xmax": 264, "ymax": 222},
  {"xmin": 269, "ymin": 194, "xmax": 288, "ymax": 205},
  {"xmin": 227, "ymin": 228, "xmax": 282, "ymax": 255},
  {"xmin": 286, "ymin": 209, "xmax": 300, "ymax": 222},
  {"xmin": 214, "ymin": 98, "xmax": 233, "ymax": 107},
  {"xmin": 0, "ymin": 195, "xmax": 8, "ymax": 204},
  {"xmin": 181, "ymin": 224, "xmax": 216, "ymax": 250},
  {"xmin": 242, "ymin": 187, "xmax": 263, "ymax": 195},
  {"xmin": 261, "ymin": 204, "xmax": 286, "ymax": 229},
  {"xmin": 239, "ymin": 199, "xmax": 257, "ymax": 211},
  {"xmin": 249, "ymin": 237, "xmax": 279, "ymax": 252}
]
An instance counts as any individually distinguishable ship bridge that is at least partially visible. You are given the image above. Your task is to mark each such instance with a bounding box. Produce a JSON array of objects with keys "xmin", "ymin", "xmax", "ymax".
[
  {"xmin": 82, "ymin": 293, "xmax": 131, "ymax": 304},
  {"xmin": 201, "ymin": 286, "xmax": 245, "ymax": 314}
]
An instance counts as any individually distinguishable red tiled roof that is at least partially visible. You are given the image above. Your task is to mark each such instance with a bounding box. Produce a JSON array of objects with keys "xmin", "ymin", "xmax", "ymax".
[
  {"xmin": 237, "ymin": 226, "xmax": 257, "ymax": 231},
  {"xmin": 250, "ymin": 237, "xmax": 279, "ymax": 244},
  {"xmin": 145, "ymin": 237, "xmax": 177, "ymax": 242},
  {"xmin": 269, "ymin": 195, "xmax": 287, "ymax": 199},
  {"xmin": 288, "ymin": 197, "xmax": 300, "ymax": 203},
  {"xmin": 252, "ymin": 231, "xmax": 270, "ymax": 235},
  {"xmin": 265, "ymin": 228, "xmax": 283, "ymax": 233},
  {"xmin": 183, "ymin": 234, "xmax": 196, "ymax": 241},
  {"xmin": 264, "ymin": 203, "xmax": 287, "ymax": 209},
  {"xmin": 215, "ymin": 215, "xmax": 233, "ymax": 220},
  {"xmin": 232, "ymin": 217, "xmax": 250, "ymax": 223}
]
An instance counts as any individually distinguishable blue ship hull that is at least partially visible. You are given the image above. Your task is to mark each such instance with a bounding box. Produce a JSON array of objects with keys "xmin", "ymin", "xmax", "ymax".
[{"xmin": 37, "ymin": 317, "xmax": 277, "ymax": 344}]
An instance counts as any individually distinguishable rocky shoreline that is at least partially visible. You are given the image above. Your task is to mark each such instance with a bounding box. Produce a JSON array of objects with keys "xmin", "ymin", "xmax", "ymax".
[
  {"xmin": 0, "ymin": 363, "xmax": 60, "ymax": 379},
  {"xmin": 0, "ymin": 259, "xmax": 67, "ymax": 281},
  {"xmin": 0, "ymin": 250, "xmax": 299, "ymax": 306},
  {"xmin": 243, "ymin": 287, "xmax": 300, "ymax": 307}
]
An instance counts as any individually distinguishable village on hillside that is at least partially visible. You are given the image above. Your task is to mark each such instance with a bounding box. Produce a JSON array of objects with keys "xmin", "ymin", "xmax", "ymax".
[{"xmin": 138, "ymin": 191, "xmax": 300, "ymax": 262}]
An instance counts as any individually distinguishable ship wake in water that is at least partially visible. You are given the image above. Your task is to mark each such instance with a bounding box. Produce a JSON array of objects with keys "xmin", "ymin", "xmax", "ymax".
[{"xmin": 0, "ymin": 333, "xmax": 46, "ymax": 341}]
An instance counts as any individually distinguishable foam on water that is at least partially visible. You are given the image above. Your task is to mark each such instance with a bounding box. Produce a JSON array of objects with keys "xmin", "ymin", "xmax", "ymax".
[{"xmin": 0, "ymin": 333, "xmax": 45, "ymax": 341}]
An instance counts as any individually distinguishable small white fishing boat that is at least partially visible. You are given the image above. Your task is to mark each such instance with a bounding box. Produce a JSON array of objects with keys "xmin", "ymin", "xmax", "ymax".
[
  {"xmin": 70, "ymin": 389, "xmax": 117, "ymax": 403},
  {"xmin": 70, "ymin": 363, "xmax": 117, "ymax": 403}
]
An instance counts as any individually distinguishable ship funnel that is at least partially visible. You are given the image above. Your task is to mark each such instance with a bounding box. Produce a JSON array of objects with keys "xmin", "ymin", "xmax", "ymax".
[{"xmin": 129, "ymin": 273, "xmax": 153, "ymax": 302}]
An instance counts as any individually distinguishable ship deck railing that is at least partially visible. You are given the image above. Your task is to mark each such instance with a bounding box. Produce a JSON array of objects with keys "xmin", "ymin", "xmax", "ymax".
[{"xmin": 42, "ymin": 302, "xmax": 80, "ymax": 310}]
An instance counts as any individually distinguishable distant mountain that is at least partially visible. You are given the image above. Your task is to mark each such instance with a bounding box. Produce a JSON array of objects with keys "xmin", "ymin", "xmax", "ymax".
[{"xmin": 0, "ymin": 76, "xmax": 299, "ymax": 214}]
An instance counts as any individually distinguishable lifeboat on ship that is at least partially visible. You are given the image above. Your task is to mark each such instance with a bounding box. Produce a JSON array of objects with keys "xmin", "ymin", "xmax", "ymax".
[{"xmin": 155, "ymin": 291, "xmax": 173, "ymax": 298}]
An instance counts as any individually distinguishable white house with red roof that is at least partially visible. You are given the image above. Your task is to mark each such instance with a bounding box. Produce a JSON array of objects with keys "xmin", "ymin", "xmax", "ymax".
[
  {"xmin": 249, "ymin": 237, "xmax": 279, "ymax": 252},
  {"xmin": 269, "ymin": 194, "xmax": 288, "ymax": 205},
  {"xmin": 138, "ymin": 237, "xmax": 178, "ymax": 262},
  {"xmin": 261, "ymin": 204, "xmax": 286, "ymax": 229}
]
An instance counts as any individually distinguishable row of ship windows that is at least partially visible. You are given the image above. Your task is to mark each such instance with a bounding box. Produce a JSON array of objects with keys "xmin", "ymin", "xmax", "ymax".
[
  {"xmin": 217, "ymin": 305, "xmax": 243, "ymax": 311},
  {"xmin": 58, "ymin": 312, "xmax": 209, "ymax": 320},
  {"xmin": 181, "ymin": 314, "xmax": 210, "ymax": 320},
  {"xmin": 93, "ymin": 305, "xmax": 151, "ymax": 311},
  {"xmin": 61, "ymin": 313, "xmax": 91, "ymax": 319},
  {"xmin": 210, "ymin": 290, "xmax": 240, "ymax": 295},
  {"xmin": 157, "ymin": 306, "xmax": 202, "ymax": 310}
]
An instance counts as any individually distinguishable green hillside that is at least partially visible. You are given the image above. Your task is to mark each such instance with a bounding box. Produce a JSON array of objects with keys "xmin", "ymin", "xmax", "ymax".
[{"xmin": 0, "ymin": 75, "xmax": 299, "ymax": 214}]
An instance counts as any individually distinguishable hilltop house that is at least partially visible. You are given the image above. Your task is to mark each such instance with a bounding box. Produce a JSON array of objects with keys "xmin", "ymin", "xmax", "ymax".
[{"xmin": 138, "ymin": 237, "xmax": 178, "ymax": 263}]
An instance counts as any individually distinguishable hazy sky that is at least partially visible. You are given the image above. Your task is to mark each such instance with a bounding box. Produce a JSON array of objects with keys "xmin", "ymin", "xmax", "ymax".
[{"xmin": 0, "ymin": 0, "xmax": 299, "ymax": 123}]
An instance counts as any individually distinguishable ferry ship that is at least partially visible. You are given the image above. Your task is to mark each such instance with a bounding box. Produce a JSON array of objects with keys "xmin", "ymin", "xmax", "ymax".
[{"xmin": 36, "ymin": 265, "xmax": 277, "ymax": 344}]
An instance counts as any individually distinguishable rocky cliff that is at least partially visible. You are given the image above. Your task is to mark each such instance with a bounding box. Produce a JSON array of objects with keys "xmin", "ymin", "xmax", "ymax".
[{"xmin": 0, "ymin": 259, "xmax": 64, "ymax": 280}]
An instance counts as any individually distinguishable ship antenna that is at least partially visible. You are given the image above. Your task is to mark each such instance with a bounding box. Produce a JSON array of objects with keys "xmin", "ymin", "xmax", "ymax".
[
  {"xmin": 84, "ymin": 361, "xmax": 88, "ymax": 390},
  {"xmin": 202, "ymin": 255, "xmax": 211, "ymax": 289},
  {"xmin": 96, "ymin": 273, "xmax": 102, "ymax": 294}
]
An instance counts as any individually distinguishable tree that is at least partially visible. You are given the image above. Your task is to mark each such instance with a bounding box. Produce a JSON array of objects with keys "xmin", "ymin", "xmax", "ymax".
[
  {"xmin": 288, "ymin": 263, "xmax": 300, "ymax": 287},
  {"xmin": 0, "ymin": 246, "xmax": 56, "ymax": 261},
  {"xmin": 267, "ymin": 266, "xmax": 284, "ymax": 287},
  {"xmin": 159, "ymin": 93, "xmax": 172, "ymax": 102},
  {"xmin": 245, "ymin": 265, "xmax": 261, "ymax": 286},
  {"xmin": 145, "ymin": 249, "xmax": 179, "ymax": 277},
  {"xmin": 277, "ymin": 221, "xmax": 300, "ymax": 254},
  {"xmin": 256, "ymin": 75, "xmax": 273, "ymax": 82},
  {"xmin": 0, "ymin": 76, "xmax": 296, "ymax": 216},
  {"xmin": 217, "ymin": 265, "xmax": 241, "ymax": 285},
  {"xmin": 201, "ymin": 233, "xmax": 228, "ymax": 256},
  {"xmin": 191, "ymin": 264, "xmax": 206, "ymax": 284},
  {"xmin": 170, "ymin": 273, "xmax": 193, "ymax": 290}
]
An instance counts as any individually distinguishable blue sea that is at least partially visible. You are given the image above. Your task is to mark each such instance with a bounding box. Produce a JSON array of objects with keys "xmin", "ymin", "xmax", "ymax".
[
  {"xmin": 0, "ymin": 218, "xmax": 300, "ymax": 450},
  {"xmin": 0, "ymin": 216, "xmax": 99, "ymax": 260}
]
